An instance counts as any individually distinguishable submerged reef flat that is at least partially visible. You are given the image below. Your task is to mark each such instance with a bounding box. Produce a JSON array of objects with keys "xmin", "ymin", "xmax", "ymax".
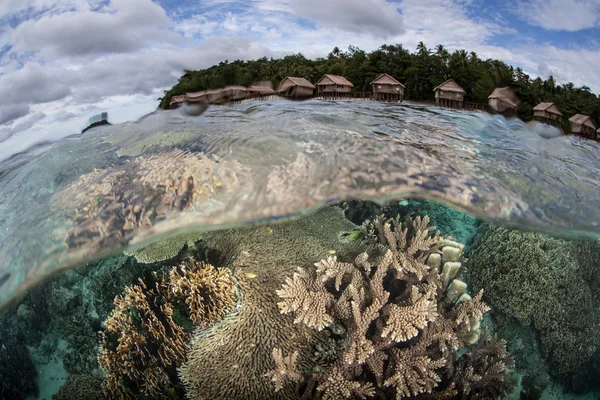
[
  {"xmin": 52, "ymin": 148, "xmax": 249, "ymax": 259},
  {"xmin": 468, "ymin": 224, "xmax": 600, "ymax": 387}
]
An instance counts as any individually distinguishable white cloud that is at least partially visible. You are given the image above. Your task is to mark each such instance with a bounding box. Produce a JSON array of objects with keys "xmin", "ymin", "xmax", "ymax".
[
  {"xmin": 289, "ymin": 0, "xmax": 405, "ymax": 38},
  {"xmin": 1, "ymin": 0, "xmax": 599, "ymax": 158},
  {"xmin": 0, "ymin": 63, "xmax": 71, "ymax": 106},
  {"xmin": 0, "ymin": 104, "xmax": 30, "ymax": 125},
  {"xmin": 514, "ymin": 0, "xmax": 600, "ymax": 31},
  {"xmin": 11, "ymin": 0, "xmax": 176, "ymax": 58}
]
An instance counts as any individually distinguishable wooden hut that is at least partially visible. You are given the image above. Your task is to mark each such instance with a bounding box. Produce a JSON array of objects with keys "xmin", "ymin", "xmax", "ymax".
[
  {"xmin": 597, "ymin": 128, "xmax": 600, "ymax": 141},
  {"xmin": 315, "ymin": 74, "xmax": 354, "ymax": 94},
  {"xmin": 533, "ymin": 102, "xmax": 562, "ymax": 127},
  {"xmin": 488, "ymin": 87, "xmax": 520, "ymax": 117},
  {"xmin": 371, "ymin": 73, "xmax": 405, "ymax": 102},
  {"xmin": 169, "ymin": 95, "xmax": 185, "ymax": 109},
  {"xmin": 569, "ymin": 114, "xmax": 596, "ymax": 139},
  {"xmin": 433, "ymin": 79, "xmax": 465, "ymax": 109},
  {"xmin": 248, "ymin": 85, "xmax": 275, "ymax": 95},
  {"xmin": 277, "ymin": 77, "xmax": 315, "ymax": 98},
  {"xmin": 185, "ymin": 89, "xmax": 222, "ymax": 104}
]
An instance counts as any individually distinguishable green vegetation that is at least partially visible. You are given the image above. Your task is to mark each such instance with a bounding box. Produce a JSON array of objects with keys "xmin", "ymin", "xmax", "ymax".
[{"xmin": 159, "ymin": 42, "xmax": 600, "ymax": 127}]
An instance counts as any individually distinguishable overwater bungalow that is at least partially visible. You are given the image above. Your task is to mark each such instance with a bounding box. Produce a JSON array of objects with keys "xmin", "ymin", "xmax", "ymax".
[
  {"xmin": 433, "ymin": 79, "xmax": 465, "ymax": 109},
  {"xmin": 315, "ymin": 74, "xmax": 354, "ymax": 93},
  {"xmin": 169, "ymin": 95, "xmax": 185, "ymax": 109},
  {"xmin": 248, "ymin": 85, "xmax": 275, "ymax": 95},
  {"xmin": 277, "ymin": 77, "xmax": 315, "ymax": 98},
  {"xmin": 533, "ymin": 102, "xmax": 562, "ymax": 127},
  {"xmin": 185, "ymin": 89, "xmax": 223, "ymax": 104},
  {"xmin": 569, "ymin": 114, "xmax": 596, "ymax": 139},
  {"xmin": 488, "ymin": 87, "xmax": 520, "ymax": 117},
  {"xmin": 371, "ymin": 73, "xmax": 405, "ymax": 102}
]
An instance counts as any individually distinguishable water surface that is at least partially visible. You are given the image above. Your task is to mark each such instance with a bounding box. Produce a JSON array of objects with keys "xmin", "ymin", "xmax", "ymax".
[{"xmin": 0, "ymin": 100, "xmax": 598, "ymax": 308}]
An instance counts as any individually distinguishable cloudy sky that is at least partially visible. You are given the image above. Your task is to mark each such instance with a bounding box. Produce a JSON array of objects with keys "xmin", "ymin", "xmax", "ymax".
[{"xmin": 0, "ymin": 0, "xmax": 599, "ymax": 157}]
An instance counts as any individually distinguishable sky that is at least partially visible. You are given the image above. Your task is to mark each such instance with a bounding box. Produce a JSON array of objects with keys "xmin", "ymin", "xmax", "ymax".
[{"xmin": 0, "ymin": 0, "xmax": 599, "ymax": 157}]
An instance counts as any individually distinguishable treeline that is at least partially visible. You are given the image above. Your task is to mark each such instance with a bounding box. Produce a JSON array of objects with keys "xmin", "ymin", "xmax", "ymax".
[{"xmin": 159, "ymin": 43, "xmax": 600, "ymax": 128}]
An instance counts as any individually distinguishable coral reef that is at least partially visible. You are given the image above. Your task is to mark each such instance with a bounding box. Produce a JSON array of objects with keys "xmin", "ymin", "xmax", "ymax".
[
  {"xmin": 124, "ymin": 231, "xmax": 204, "ymax": 263},
  {"xmin": 53, "ymin": 149, "xmax": 248, "ymax": 252},
  {"xmin": 269, "ymin": 215, "xmax": 513, "ymax": 399},
  {"xmin": 341, "ymin": 199, "xmax": 480, "ymax": 249},
  {"xmin": 178, "ymin": 206, "xmax": 370, "ymax": 400},
  {"xmin": 98, "ymin": 260, "xmax": 236, "ymax": 399},
  {"xmin": 468, "ymin": 224, "xmax": 600, "ymax": 379},
  {"xmin": 0, "ymin": 317, "xmax": 38, "ymax": 399},
  {"xmin": 52, "ymin": 375, "xmax": 104, "ymax": 400}
]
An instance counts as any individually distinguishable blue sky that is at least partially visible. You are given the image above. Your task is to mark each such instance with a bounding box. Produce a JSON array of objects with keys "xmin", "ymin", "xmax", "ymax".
[{"xmin": 0, "ymin": 0, "xmax": 599, "ymax": 158}]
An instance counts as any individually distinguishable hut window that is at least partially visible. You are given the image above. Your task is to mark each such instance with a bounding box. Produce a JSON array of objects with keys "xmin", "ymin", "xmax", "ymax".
[
  {"xmin": 395, "ymin": 87, "xmax": 399, "ymax": 91},
  {"xmin": 378, "ymin": 85, "xmax": 381, "ymax": 89}
]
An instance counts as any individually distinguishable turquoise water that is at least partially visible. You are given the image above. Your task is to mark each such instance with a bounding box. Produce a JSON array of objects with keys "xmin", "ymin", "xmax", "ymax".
[{"xmin": 0, "ymin": 101, "xmax": 599, "ymax": 399}]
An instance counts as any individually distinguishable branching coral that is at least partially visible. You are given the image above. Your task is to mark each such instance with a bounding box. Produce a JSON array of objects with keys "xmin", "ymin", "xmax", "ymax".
[
  {"xmin": 98, "ymin": 260, "xmax": 235, "ymax": 399},
  {"xmin": 269, "ymin": 215, "xmax": 513, "ymax": 399},
  {"xmin": 177, "ymin": 206, "xmax": 370, "ymax": 400},
  {"xmin": 468, "ymin": 223, "xmax": 600, "ymax": 378}
]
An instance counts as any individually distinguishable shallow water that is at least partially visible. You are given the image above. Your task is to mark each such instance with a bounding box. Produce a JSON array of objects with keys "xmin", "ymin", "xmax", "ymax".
[
  {"xmin": 1, "ymin": 100, "xmax": 600, "ymax": 399},
  {"xmin": 0, "ymin": 100, "xmax": 599, "ymax": 309}
]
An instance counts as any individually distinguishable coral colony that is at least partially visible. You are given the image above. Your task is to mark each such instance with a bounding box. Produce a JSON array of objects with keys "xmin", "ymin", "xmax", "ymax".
[{"xmin": 95, "ymin": 212, "xmax": 512, "ymax": 399}]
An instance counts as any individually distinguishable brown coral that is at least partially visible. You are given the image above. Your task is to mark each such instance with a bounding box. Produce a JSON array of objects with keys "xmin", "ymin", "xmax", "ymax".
[
  {"xmin": 264, "ymin": 349, "xmax": 303, "ymax": 392},
  {"xmin": 98, "ymin": 260, "xmax": 235, "ymax": 399},
  {"xmin": 177, "ymin": 206, "xmax": 370, "ymax": 400},
  {"xmin": 272, "ymin": 215, "xmax": 513, "ymax": 399},
  {"xmin": 53, "ymin": 149, "xmax": 248, "ymax": 254},
  {"xmin": 468, "ymin": 223, "xmax": 600, "ymax": 377}
]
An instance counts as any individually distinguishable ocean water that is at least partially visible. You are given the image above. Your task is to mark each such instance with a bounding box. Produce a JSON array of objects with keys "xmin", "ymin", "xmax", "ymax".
[{"xmin": 0, "ymin": 100, "xmax": 599, "ymax": 399}]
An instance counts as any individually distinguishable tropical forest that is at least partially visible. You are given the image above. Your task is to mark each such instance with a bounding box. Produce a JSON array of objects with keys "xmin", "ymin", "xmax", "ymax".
[{"xmin": 159, "ymin": 42, "xmax": 600, "ymax": 132}]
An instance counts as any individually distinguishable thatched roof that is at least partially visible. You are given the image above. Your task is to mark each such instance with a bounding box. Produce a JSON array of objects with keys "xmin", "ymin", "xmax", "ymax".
[
  {"xmin": 533, "ymin": 102, "xmax": 562, "ymax": 115},
  {"xmin": 248, "ymin": 85, "xmax": 275, "ymax": 94},
  {"xmin": 185, "ymin": 89, "xmax": 224, "ymax": 102},
  {"xmin": 278, "ymin": 77, "xmax": 315, "ymax": 92},
  {"xmin": 169, "ymin": 95, "xmax": 185, "ymax": 104},
  {"xmin": 370, "ymin": 73, "xmax": 405, "ymax": 87},
  {"xmin": 433, "ymin": 79, "xmax": 465, "ymax": 93},
  {"xmin": 316, "ymin": 74, "xmax": 354, "ymax": 87},
  {"xmin": 185, "ymin": 91, "xmax": 207, "ymax": 101},
  {"xmin": 488, "ymin": 87, "xmax": 520, "ymax": 107},
  {"xmin": 569, "ymin": 114, "xmax": 596, "ymax": 129}
]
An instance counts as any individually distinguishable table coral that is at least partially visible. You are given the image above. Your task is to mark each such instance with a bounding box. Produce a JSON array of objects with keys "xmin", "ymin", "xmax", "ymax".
[{"xmin": 124, "ymin": 231, "xmax": 204, "ymax": 264}]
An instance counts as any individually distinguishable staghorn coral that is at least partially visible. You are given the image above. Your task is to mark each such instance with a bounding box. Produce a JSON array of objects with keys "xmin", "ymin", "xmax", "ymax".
[
  {"xmin": 265, "ymin": 349, "xmax": 303, "ymax": 392},
  {"xmin": 270, "ymin": 215, "xmax": 513, "ymax": 399},
  {"xmin": 178, "ymin": 206, "xmax": 371, "ymax": 400},
  {"xmin": 98, "ymin": 260, "xmax": 235, "ymax": 399},
  {"xmin": 452, "ymin": 329, "xmax": 515, "ymax": 400},
  {"xmin": 124, "ymin": 231, "xmax": 204, "ymax": 264},
  {"xmin": 468, "ymin": 223, "xmax": 600, "ymax": 378}
]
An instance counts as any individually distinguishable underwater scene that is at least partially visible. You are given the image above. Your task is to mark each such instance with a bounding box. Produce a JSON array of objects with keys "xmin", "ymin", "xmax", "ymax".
[{"xmin": 1, "ymin": 100, "xmax": 600, "ymax": 400}]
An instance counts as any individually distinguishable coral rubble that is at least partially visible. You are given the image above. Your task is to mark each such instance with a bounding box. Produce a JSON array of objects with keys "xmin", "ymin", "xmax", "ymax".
[
  {"xmin": 98, "ymin": 260, "xmax": 236, "ymax": 399},
  {"xmin": 468, "ymin": 224, "xmax": 600, "ymax": 379},
  {"xmin": 270, "ymin": 215, "xmax": 513, "ymax": 399}
]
